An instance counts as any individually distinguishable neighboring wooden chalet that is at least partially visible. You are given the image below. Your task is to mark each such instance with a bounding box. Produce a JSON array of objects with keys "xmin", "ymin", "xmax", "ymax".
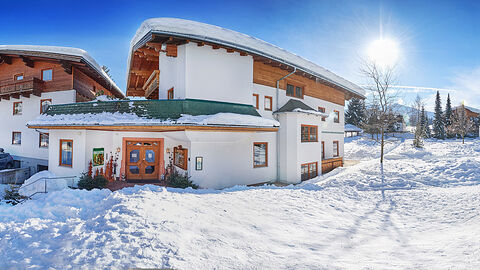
[
  {"xmin": 0, "ymin": 45, "xmax": 124, "ymax": 173},
  {"xmin": 28, "ymin": 18, "xmax": 365, "ymax": 189}
]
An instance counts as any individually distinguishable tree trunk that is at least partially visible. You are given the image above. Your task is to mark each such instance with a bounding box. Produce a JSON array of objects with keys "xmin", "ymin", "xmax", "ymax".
[
  {"xmin": 380, "ymin": 127, "xmax": 384, "ymax": 163},
  {"xmin": 462, "ymin": 135, "xmax": 465, "ymax": 144}
]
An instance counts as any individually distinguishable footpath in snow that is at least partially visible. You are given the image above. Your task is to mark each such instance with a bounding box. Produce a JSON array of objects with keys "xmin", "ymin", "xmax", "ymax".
[{"xmin": 0, "ymin": 136, "xmax": 479, "ymax": 269}]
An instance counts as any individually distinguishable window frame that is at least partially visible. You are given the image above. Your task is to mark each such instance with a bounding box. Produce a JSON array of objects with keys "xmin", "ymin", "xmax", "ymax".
[
  {"xmin": 286, "ymin": 82, "xmax": 305, "ymax": 99},
  {"xmin": 13, "ymin": 101, "xmax": 22, "ymax": 115},
  {"xmin": 167, "ymin": 87, "xmax": 174, "ymax": 100},
  {"xmin": 39, "ymin": 133, "xmax": 49, "ymax": 148},
  {"xmin": 264, "ymin": 96, "xmax": 273, "ymax": 111},
  {"xmin": 14, "ymin": 73, "xmax": 24, "ymax": 81},
  {"xmin": 41, "ymin": 68, "xmax": 54, "ymax": 82},
  {"xmin": 318, "ymin": 107, "xmax": 326, "ymax": 121},
  {"xmin": 40, "ymin": 99, "xmax": 52, "ymax": 114},
  {"xmin": 12, "ymin": 132, "xmax": 21, "ymax": 145},
  {"xmin": 322, "ymin": 141, "xmax": 325, "ymax": 159},
  {"xmin": 333, "ymin": 140, "xmax": 339, "ymax": 157},
  {"xmin": 301, "ymin": 162, "xmax": 318, "ymax": 181},
  {"xmin": 334, "ymin": 110, "xmax": 340, "ymax": 123},
  {"xmin": 301, "ymin": 124, "xmax": 318, "ymax": 142},
  {"xmin": 253, "ymin": 142, "xmax": 268, "ymax": 168},
  {"xmin": 173, "ymin": 146, "xmax": 188, "ymax": 170},
  {"xmin": 59, "ymin": 139, "xmax": 73, "ymax": 167},
  {"xmin": 252, "ymin": 93, "xmax": 259, "ymax": 109}
]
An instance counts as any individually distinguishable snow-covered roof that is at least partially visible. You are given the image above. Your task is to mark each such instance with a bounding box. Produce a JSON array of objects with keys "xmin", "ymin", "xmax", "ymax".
[
  {"xmin": 130, "ymin": 18, "xmax": 365, "ymax": 98},
  {"xmin": 27, "ymin": 112, "xmax": 279, "ymax": 129},
  {"xmin": 344, "ymin": 124, "xmax": 363, "ymax": 132},
  {"xmin": 455, "ymin": 105, "xmax": 480, "ymax": 114},
  {"xmin": 0, "ymin": 45, "xmax": 124, "ymax": 98}
]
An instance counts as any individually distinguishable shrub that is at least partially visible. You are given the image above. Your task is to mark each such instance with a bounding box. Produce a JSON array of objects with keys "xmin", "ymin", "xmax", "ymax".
[
  {"xmin": 77, "ymin": 173, "xmax": 108, "ymax": 190},
  {"xmin": 167, "ymin": 170, "xmax": 199, "ymax": 189},
  {"xmin": 3, "ymin": 185, "xmax": 28, "ymax": 205}
]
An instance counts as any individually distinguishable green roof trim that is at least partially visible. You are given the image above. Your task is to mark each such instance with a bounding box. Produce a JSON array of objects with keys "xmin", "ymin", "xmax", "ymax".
[{"xmin": 44, "ymin": 98, "xmax": 261, "ymax": 120}]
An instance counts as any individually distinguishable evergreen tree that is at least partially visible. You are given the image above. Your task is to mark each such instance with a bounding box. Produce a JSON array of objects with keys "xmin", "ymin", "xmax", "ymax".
[
  {"xmin": 421, "ymin": 106, "xmax": 431, "ymax": 138},
  {"xmin": 345, "ymin": 97, "xmax": 366, "ymax": 127},
  {"xmin": 433, "ymin": 91, "xmax": 446, "ymax": 139},
  {"xmin": 445, "ymin": 94, "xmax": 454, "ymax": 138}
]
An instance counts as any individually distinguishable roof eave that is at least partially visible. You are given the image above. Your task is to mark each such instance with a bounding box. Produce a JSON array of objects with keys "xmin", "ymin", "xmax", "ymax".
[{"xmin": 129, "ymin": 30, "xmax": 365, "ymax": 99}]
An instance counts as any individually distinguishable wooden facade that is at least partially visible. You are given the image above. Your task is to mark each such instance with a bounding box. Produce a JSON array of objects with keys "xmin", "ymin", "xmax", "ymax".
[
  {"xmin": 253, "ymin": 61, "xmax": 346, "ymax": 106},
  {"xmin": 0, "ymin": 51, "xmax": 122, "ymax": 101}
]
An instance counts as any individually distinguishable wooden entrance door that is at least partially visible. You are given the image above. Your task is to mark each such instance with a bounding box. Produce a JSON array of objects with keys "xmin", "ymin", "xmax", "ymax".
[{"xmin": 126, "ymin": 140, "xmax": 161, "ymax": 180}]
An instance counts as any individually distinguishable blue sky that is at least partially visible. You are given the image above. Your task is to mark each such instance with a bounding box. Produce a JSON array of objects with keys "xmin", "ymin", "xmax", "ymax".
[{"xmin": 1, "ymin": 0, "xmax": 479, "ymax": 110}]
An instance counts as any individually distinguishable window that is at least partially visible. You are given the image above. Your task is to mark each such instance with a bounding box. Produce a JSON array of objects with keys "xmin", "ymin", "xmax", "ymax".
[
  {"xmin": 322, "ymin": 141, "xmax": 325, "ymax": 159},
  {"xmin": 286, "ymin": 83, "xmax": 303, "ymax": 98},
  {"xmin": 318, "ymin": 107, "xmax": 326, "ymax": 121},
  {"xmin": 14, "ymin": 73, "xmax": 24, "ymax": 81},
  {"xmin": 301, "ymin": 125, "xmax": 318, "ymax": 142},
  {"xmin": 59, "ymin": 139, "xmax": 73, "ymax": 167},
  {"xmin": 252, "ymin": 94, "xmax": 259, "ymax": 109},
  {"xmin": 195, "ymin": 157, "xmax": 203, "ymax": 171},
  {"xmin": 264, "ymin": 96, "xmax": 273, "ymax": 111},
  {"xmin": 13, "ymin": 102, "xmax": 22, "ymax": 115},
  {"xmin": 42, "ymin": 68, "xmax": 53, "ymax": 81},
  {"xmin": 301, "ymin": 162, "xmax": 318, "ymax": 181},
  {"xmin": 40, "ymin": 99, "xmax": 52, "ymax": 113},
  {"xmin": 173, "ymin": 146, "xmax": 188, "ymax": 170},
  {"xmin": 333, "ymin": 141, "xmax": 339, "ymax": 157},
  {"xmin": 12, "ymin": 132, "xmax": 21, "ymax": 145},
  {"xmin": 253, "ymin": 142, "xmax": 268, "ymax": 168},
  {"xmin": 39, "ymin": 133, "xmax": 49, "ymax": 148},
  {"xmin": 334, "ymin": 110, "xmax": 340, "ymax": 123},
  {"xmin": 167, "ymin": 87, "xmax": 174, "ymax": 100}
]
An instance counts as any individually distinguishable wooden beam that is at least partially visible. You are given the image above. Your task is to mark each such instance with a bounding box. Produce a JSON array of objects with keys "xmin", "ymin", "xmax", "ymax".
[
  {"xmin": 138, "ymin": 47, "xmax": 159, "ymax": 56},
  {"xmin": 146, "ymin": 42, "xmax": 162, "ymax": 52},
  {"xmin": 61, "ymin": 61, "xmax": 72, "ymax": 74},
  {"xmin": 0, "ymin": 95, "xmax": 9, "ymax": 100},
  {"xmin": 21, "ymin": 56, "xmax": 34, "ymax": 68},
  {"xmin": 226, "ymin": 48, "xmax": 234, "ymax": 53},
  {"xmin": 11, "ymin": 93, "xmax": 20, "ymax": 99},
  {"xmin": 239, "ymin": 52, "xmax": 248, "ymax": 56},
  {"xmin": 197, "ymin": 42, "xmax": 205, "ymax": 47},
  {"xmin": 212, "ymin": 45, "xmax": 220, "ymax": 50},
  {"xmin": 21, "ymin": 92, "xmax": 30, "ymax": 98},
  {"xmin": 0, "ymin": 54, "xmax": 12, "ymax": 64},
  {"xmin": 131, "ymin": 70, "xmax": 152, "ymax": 77}
]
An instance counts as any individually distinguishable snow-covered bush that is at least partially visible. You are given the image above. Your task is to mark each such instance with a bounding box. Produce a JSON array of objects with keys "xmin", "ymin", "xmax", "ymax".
[
  {"xmin": 3, "ymin": 185, "xmax": 27, "ymax": 205},
  {"xmin": 167, "ymin": 170, "xmax": 198, "ymax": 189},
  {"xmin": 77, "ymin": 173, "xmax": 108, "ymax": 190}
]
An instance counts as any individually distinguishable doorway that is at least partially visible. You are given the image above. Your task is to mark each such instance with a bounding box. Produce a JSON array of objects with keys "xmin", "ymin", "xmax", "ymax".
[{"xmin": 124, "ymin": 139, "xmax": 164, "ymax": 181}]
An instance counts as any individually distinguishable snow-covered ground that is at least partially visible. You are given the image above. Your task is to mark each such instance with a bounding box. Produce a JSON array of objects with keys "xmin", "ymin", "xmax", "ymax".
[{"xmin": 0, "ymin": 136, "xmax": 479, "ymax": 269}]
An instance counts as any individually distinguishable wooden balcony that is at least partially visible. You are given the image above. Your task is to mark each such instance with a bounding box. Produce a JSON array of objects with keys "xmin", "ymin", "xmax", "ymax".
[
  {"xmin": 322, "ymin": 157, "xmax": 343, "ymax": 174},
  {"xmin": 0, "ymin": 77, "xmax": 43, "ymax": 100},
  {"xmin": 143, "ymin": 70, "xmax": 159, "ymax": 99}
]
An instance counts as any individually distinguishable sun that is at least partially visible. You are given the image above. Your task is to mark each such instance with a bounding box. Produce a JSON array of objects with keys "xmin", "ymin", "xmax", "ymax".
[{"xmin": 367, "ymin": 38, "xmax": 399, "ymax": 68}]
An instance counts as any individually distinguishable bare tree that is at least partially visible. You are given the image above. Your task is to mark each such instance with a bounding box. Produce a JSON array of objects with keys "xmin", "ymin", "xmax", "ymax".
[
  {"xmin": 360, "ymin": 60, "xmax": 398, "ymax": 163},
  {"xmin": 412, "ymin": 95, "xmax": 424, "ymax": 148},
  {"xmin": 447, "ymin": 104, "xmax": 474, "ymax": 144}
]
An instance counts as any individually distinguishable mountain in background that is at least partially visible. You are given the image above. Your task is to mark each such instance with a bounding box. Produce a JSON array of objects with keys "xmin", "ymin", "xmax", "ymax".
[{"xmin": 394, "ymin": 103, "xmax": 434, "ymax": 126}]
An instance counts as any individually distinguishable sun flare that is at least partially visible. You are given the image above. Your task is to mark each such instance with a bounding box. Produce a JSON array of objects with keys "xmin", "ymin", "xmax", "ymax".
[{"xmin": 367, "ymin": 38, "xmax": 399, "ymax": 67}]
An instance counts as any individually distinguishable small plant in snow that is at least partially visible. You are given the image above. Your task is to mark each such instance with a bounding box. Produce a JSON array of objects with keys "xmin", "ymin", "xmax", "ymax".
[
  {"xmin": 167, "ymin": 168, "xmax": 199, "ymax": 189},
  {"xmin": 77, "ymin": 173, "xmax": 108, "ymax": 190},
  {"xmin": 3, "ymin": 185, "xmax": 28, "ymax": 205}
]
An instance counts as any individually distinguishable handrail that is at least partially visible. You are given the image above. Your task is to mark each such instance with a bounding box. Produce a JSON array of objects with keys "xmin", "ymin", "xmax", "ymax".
[{"xmin": 18, "ymin": 176, "xmax": 77, "ymax": 191}]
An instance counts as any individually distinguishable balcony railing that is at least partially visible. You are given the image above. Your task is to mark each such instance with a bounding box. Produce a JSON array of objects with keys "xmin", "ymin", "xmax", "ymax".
[
  {"xmin": 143, "ymin": 70, "xmax": 159, "ymax": 99},
  {"xmin": 322, "ymin": 157, "xmax": 343, "ymax": 174},
  {"xmin": 0, "ymin": 77, "xmax": 44, "ymax": 98}
]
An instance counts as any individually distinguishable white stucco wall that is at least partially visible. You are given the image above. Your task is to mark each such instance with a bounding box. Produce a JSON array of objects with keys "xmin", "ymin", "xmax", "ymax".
[
  {"xmin": 1, "ymin": 90, "xmax": 76, "ymax": 170},
  {"xmin": 46, "ymin": 128, "xmax": 277, "ymax": 189},
  {"xmin": 158, "ymin": 45, "xmax": 186, "ymax": 99}
]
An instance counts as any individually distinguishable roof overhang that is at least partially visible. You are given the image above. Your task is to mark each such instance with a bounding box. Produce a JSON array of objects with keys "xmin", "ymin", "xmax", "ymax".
[
  {"xmin": 0, "ymin": 46, "xmax": 125, "ymax": 99},
  {"xmin": 127, "ymin": 19, "xmax": 366, "ymax": 99},
  {"xmin": 27, "ymin": 124, "xmax": 278, "ymax": 132}
]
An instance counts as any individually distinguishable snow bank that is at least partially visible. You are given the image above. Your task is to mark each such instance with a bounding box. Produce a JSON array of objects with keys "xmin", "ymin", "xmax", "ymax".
[
  {"xmin": 18, "ymin": 171, "xmax": 75, "ymax": 197},
  {"xmin": 28, "ymin": 112, "xmax": 279, "ymax": 128}
]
